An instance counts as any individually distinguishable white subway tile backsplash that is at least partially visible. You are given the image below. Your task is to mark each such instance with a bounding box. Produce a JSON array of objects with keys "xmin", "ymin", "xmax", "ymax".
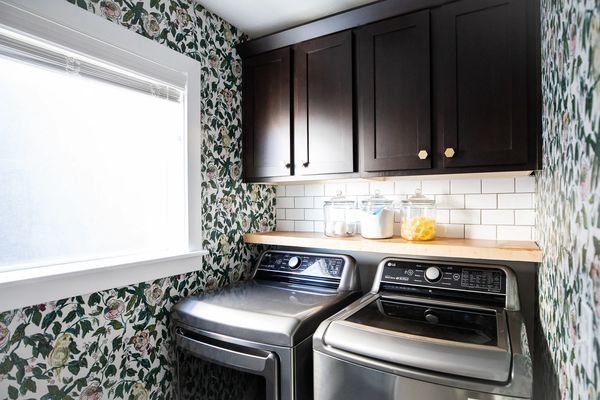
[
  {"xmin": 314, "ymin": 196, "xmax": 329, "ymax": 208},
  {"xmin": 498, "ymin": 193, "xmax": 533, "ymax": 209},
  {"xmin": 285, "ymin": 208, "xmax": 304, "ymax": 220},
  {"xmin": 465, "ymin": 225, "xmax": 496, "ymax": 240},
  {"xmin": 285, "ymin": 184, "xmax": 305, "ymax": 197},
  {"xmin": 436, "ymin": 195, "xmax": 465, "ymax": 209},
  {"xmin": 482, "ymin": 178, "xmax": 514, "ymax": 193},
  {"xmin": 305, "ymin": 208, "xmax": 324, "ymax": 221},
  {"xmin": 295, "ymin": 220, "xmax": 314, "ymax": 232},
  {"xmin": 276, "ymin": 197, "xmax": 294, "ymax": 209},
  {"xmin": 325, "ymin": 183, "xmax": 346, "ymax": 196},
  {"xmin": 465, "ymin": 194, "xmax": 497, "ymax": 209},
  {"xmin": 370, "ymin": 181, "xmax": 395, "ymax": 195},
  {"xmin": 497, "ymin": 225, "xmax": 531, "ymax": 240},
  {"xmin": 422, "ymin": 179, "xmax": 450, "ymax": 194},
  {"xmin": 305, "ymin": 183, "xmax": 325, "ymax": 196},
  {"xmin": 481, "ymin": 210, "xmax": 514, "ymax": 225},
  {"xmin": 437, "ymin": 224, "xmax": 464, "ymax": 238},
  {"xmin": 346, "ymin": 182, "xmax": 370, "ymax": 195},
  {"xmin": 275, "ymin": 175, "xmax": 538, "ymax": 240},
  {"xmin": 451, "ymin": 179, "xmax": 481, "ymax": 194},
  {"xmin": 394, "ymin": 180, "xmax": 421, "ymax": 195},
  {"xmin": 436, "ymin": 209, "xmax": 450, "ymax": 224},
  {"xmin": 276, "ymin": 220, "xmax": 294, "ymax": 231},
  {"xmin": 451, "ymin": 209, "xmax": 480, "ymax": 224},
  {"xmin": 275, "ymin": 185, "xmax": 286, "ymax": 196},
  {"xmin": 294, "ymin": 197, "xmax": 314, "ymax": 208},
  {"xmin": 515, "ymin": 210, "xmax": 536, "ymax": 225},
  {"xmin": 276, "ymin": 208, "xmax": 286, "ymax": 220},
  {"xmin": 314, "ymin": 221, "xmax": 325, "ymax": 233},
  {"xmin": 515, "ymin": 176, "xmax": 536, "ymax": 192}
]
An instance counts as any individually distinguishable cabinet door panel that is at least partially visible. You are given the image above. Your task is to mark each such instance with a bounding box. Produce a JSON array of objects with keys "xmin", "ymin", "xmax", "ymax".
[
  {"xmin": 357, "ymin": 11, "xmax": 431, "ymax": 172},
  {"xmin": 294, "ymin": 31, "xmax": 354, "ymax": 176},
  {"xmin": 243, "ymin": 48, "xmax": 291, "ymax": 178},
  {"xmin": 437, "ymin": 0, "xmax": 527, "ymax": 168}
]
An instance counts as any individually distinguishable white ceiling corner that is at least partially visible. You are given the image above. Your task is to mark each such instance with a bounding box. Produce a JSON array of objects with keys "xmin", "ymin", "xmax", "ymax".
[{"xmin": 194, "ymin": 0, "xmax": 378, "ymax": 38}]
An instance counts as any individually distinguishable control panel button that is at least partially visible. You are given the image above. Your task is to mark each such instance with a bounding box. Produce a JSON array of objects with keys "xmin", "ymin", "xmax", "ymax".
[
  {"xmin": 424, "ymin": 310, "xmax": 439, "ymax": 324},
  {"xmin": 288, "ymin": 256, "xmax": 301, "ymax": 269},
  {"xmin": 424, "ymin": 267, "xmax": 442, "ymax": 283}
]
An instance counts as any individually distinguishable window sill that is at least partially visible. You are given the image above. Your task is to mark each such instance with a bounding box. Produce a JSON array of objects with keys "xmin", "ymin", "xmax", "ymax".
[{"xmin": 0, "ymin": 250, "xmax": 208, "ymax": 312}]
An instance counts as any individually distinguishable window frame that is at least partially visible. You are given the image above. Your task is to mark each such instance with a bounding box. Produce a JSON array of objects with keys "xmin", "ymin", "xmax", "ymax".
[{"xmin": 0, "ymin": 0, "xmax": 205, "ymax": 312}]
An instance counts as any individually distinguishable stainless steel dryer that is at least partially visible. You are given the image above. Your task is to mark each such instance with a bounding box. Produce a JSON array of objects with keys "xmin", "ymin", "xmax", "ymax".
[
  {"xmin": 313, "ymin": 257, "xmax": 532, "ymax": 400},
  {"xmin": 171, "ymin": 250, "xmax": 361, "ymax": 400}
]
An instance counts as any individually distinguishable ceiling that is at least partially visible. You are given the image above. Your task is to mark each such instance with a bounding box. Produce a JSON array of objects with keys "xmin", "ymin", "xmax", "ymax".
[{"xmin": 194, "ymin": 0, "xmax": 378, "ymax": 38}]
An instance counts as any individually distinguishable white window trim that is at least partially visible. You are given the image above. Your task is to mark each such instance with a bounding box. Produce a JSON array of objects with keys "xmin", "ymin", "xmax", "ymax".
[{"xmin": 0, "ymin": 0, "xmax": 205, "ymax": 312}]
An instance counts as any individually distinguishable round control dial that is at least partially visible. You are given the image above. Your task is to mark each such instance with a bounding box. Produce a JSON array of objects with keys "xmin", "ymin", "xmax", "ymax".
[
  {"xmin": 288, "ymin": 256, "xmax": 301, "ymax": 269},
  {"xmin": 424, "ymin": 266, "xmax": 442, "ymax": 283}
]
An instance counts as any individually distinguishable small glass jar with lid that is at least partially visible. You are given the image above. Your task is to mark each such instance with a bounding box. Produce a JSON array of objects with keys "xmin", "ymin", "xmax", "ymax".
[
  {"xmin": 400, "ymin": 189, "xmax": 437, "ymax": 241},
  {"xmin": 323, "ymin": 191, "xmax": 358, "ymax": 237},
  {"xmin": 360, "ymin": 191, "xmax": 395, "ymax": 239}
]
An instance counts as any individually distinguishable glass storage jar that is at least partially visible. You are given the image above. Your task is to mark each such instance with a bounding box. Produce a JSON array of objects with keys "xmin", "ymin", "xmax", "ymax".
[
  {"xmin": 360, "ymin": 191, "xmax": 395, "ymax": 239},
  {"xmin": 400, "ymin": 189, "xmax": 436, "ymax": 241},
  {"xmin": 323, "ymin": 191, "xmax": 358, "ymax": 237}
]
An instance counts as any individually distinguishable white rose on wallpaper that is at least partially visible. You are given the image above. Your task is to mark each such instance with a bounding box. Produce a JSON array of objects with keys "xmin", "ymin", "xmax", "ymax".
[
  {"xmin": 131, "ymin": 330, "xmax": 150, "ymax": 354},
  {"xmin": 259, "ymin": 217, "xmax": 270, "ymax": 232},
  {"xmin": 0, "ymin": 322, "xmax": 9, "ymax": 351},
  {"xmin": 221, "ymin": 89, "xmax": 234, "ymax": 109},
  {"xmin": 206, "ymin": 162, "xmax": 218, "ymax": 180},
  {"xmin": 241, "ymin": 214, "xmax": 251, "ymax": 231},
  {"xmin": 131, "ymin": 382, "xmax": 149, "ymax": 400},
  {"xmin": 231, "ymin": 163, "xmax": 241, "ymax": 180},
  {"xmin": 205, "ymin": 275, "xmax": 218, "ymax": 291},
  {"xmin": 80, "ymin": 382, "xmax": 103, "ymax": 400},
  {"xmin": 100, "ymin": 0, "xmax": 121, "ymax": 21},
  {"xmin": 142, "ymin": 14, "xmax": 161, "ymax": 38},
  {"xmin": 229, "ymin": 268, "xmax": 240, "ymax": 283},
  {"xmin": 220, "ymin": 194, "xmax": 233, "ymax": 212},
  {"xmin": 208, "ymin": 51, "xmax": 219, "ymax": 68},
  {"xmin": 220, "ymin": 126, "xmax": 231, "ymax": 147},
  {"xmin": 176, "ymin": 7, "xmax": 191, "ymax": 28},
  {"xmin": 104, "ymin": 298, "xmax": 124, "ymax": 320},
  {"xmin": 219, "ymin": 235, "xmax": 230, "ymax": 255},
  {"xmin": 232, "ymin": 60, "xmax": 242, "ymax": 78},
  {"xmin": 48, "ymin": 334, "xmax": 72, "ymax": 377},
  {"xmin": 144, "ymin": 283, "xmax": 163, "ymax": 306}
]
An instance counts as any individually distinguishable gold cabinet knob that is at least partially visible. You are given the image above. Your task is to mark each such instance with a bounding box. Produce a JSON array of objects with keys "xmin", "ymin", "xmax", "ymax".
[
  {"xmin": 444, "ymin": 147, "xmax": 456, "ymax": 158},
  {"xmin": 417, "ymin": 150, "xmax": 428, "ymax": 160}
]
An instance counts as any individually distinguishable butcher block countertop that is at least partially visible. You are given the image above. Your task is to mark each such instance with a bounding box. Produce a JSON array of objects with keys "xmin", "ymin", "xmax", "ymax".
[{"xmin": 244, "ymin": 231, "xmax": 542, "ymax": 263}]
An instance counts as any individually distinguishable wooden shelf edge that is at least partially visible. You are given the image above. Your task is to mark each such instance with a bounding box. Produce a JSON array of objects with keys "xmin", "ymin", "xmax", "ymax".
[{"xmin": 244, "ymin": 232, "xmax": 542, "ymax": 263}]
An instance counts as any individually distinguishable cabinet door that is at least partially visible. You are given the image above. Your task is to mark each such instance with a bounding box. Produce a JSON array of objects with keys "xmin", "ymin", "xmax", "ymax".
[
  {"xmin": 356, "ymin": 11, "xmax": 431, "ymax": 172},
  {"xmin": 242, "ymin": 48, "xmax": 292, "ymax": 179},
  {"xmin": 294, "ymin": 31, "xmax": 354, "ymax": 176},
  {"xmin": 436, "ymin": 0, "xmax": 528, "ymax": 168}
]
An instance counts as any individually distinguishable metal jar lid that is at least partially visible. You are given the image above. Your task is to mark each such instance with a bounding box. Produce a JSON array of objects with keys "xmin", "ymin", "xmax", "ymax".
[
  {"xmin": 324, "ymin": 191, "xmax": 356, "ymax": 207},
  {"xmin": 401, "ymin": 188, "xmax": 435, "ymax": 206}
]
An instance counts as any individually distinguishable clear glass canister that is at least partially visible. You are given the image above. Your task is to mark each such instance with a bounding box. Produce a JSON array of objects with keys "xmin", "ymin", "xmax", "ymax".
[
  {"xmin": 360, "ymin": 191, "xmax": 395, "ymax": 239},
  {"xmin": 400, "ymin": 189, "xmax": 436, "ymax": 241},
  {"xmin": 323, "ymin": 191, "xmax": 358, "ymax": 237}
]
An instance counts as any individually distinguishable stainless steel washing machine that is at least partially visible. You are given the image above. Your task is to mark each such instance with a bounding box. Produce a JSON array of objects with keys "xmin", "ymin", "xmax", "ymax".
[
  {"xmin": 313, "ymin": 257, "xmax": 532, "ymax": 400},
  {"xmin": 171, "ymin": 250, "xmax": 361, "ymax": 400}
]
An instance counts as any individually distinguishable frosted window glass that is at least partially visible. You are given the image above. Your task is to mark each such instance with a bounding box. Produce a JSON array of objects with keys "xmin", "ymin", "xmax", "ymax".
[{"xmin": 0, "ymin": 55, "xmax": 186, "ymax": 271}]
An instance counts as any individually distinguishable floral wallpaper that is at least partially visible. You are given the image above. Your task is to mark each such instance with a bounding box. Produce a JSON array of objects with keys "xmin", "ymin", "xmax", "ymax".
[
  {"xmin": 537, "ymin": 0, "xmax": 600, "ymax": 399},
  {"xmin": 0, "ymin": 0, "xmax": 274, "ymax": 398}
]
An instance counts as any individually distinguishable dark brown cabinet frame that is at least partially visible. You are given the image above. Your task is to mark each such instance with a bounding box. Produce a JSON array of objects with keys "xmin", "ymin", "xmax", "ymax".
[{"xmin": 240, "ymin": 0, "xmax": 541, "ymax": 183}]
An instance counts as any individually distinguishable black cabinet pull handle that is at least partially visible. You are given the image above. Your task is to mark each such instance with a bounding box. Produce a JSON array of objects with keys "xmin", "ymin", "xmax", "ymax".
[
  {"xmin": 284, "ymin": 162, "xmax": 291, "ymax": 169},
  {"xmin": 301, "ymin": 160, "xmax": 309, "ymax": 167}
]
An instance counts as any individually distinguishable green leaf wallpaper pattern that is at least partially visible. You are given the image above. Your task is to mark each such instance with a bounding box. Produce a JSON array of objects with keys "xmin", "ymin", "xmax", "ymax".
[
  {"xmin": 538, "ymin": 0, "xmax": 600, "ymax": 398},
  {"xmin": 0, "ymin": 0, "xmax": 274, "ymax": 398}
]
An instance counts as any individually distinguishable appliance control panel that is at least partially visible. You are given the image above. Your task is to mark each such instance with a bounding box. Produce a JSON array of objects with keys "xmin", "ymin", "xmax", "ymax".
[
  {"xmin": 257, "ymin": 251, "xmax": 345, "ymax": 279},
  {"xmin": 380, "ymin": 259, "xmax": 505, "ymax": 294}
]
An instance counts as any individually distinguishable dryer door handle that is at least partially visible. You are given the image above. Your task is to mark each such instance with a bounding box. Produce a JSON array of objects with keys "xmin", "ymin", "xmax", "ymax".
[{"xmin": 175, "ymin": 328, "xmax": 278, "ymax": 374}]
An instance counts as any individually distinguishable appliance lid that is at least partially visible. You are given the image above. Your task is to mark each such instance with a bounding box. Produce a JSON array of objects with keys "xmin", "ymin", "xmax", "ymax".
[
  {"xmin": 322, "ymin": 297, "xmax": 512, "ymax": 382},
  {"xmin": 172, "ymin": 280, "xmax": 359, "ymax": 347}
]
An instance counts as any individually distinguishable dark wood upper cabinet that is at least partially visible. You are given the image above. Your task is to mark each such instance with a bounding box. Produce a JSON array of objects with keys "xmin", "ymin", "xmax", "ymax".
[
  {"xmin": 242, "ymin": 47, "xmax": 292, "ymax": 179},
  {"xmin": 435, "ymin": 0, "xmax": 529, "ymax": 168},
  {"xmin": 356, "ymin": 11, "xmax": 431, "ymax": 172},
  {"xmin": 294, "ymin": 31, "xmax": 355, "ymax": 176}
]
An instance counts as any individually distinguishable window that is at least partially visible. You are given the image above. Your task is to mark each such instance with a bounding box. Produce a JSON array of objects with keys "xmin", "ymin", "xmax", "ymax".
[{"xmin": 0, "ymin": 0, "xmax": 202, "ymax": 310}]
